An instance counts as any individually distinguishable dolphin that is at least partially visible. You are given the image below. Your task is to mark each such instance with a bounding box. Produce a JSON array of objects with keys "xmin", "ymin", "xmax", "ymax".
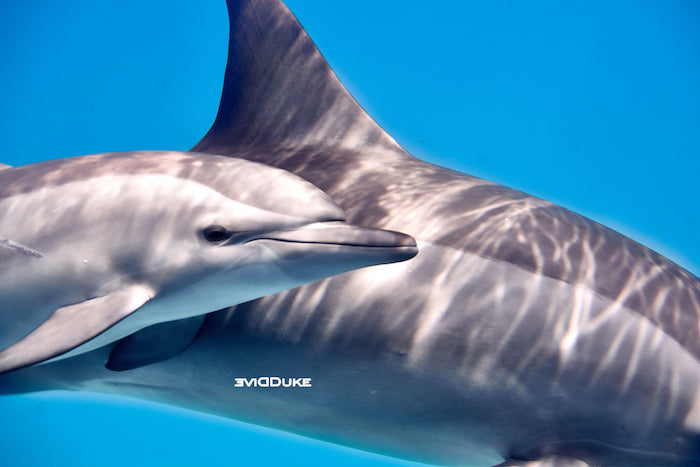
[
  {"xmin": 2, "ymin": 0, "xmax": 699, "ymax": 466},
  {"xmin": 0, "ymin": 151, "xmax": 416, "ymax": 374}
]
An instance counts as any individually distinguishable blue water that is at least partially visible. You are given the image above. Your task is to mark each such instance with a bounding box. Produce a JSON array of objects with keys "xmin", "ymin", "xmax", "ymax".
[{"xmin": 1, "ymin": 1, "xmax": 698, "ymax": 465}]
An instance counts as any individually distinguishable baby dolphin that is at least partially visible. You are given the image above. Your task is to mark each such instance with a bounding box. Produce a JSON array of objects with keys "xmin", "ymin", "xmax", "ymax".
[{"xmin": 0, "ymin": 151, "xmax": 417, "ymax": 374}]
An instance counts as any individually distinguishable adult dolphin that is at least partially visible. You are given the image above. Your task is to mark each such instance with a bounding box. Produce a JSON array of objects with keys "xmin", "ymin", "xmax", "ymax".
[
  {"xmin": 0, "ymin": 151, "xmax": 416, "ymax": 374},
  {"xmin": 2, "ymin": 0, "xmax": 699, "ymax": 466}
]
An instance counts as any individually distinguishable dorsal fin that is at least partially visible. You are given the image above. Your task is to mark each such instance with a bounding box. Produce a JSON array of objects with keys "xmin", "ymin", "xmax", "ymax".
[{"xmin": 193, "ymin": 0, "xmax": 401, "ymax": 154}]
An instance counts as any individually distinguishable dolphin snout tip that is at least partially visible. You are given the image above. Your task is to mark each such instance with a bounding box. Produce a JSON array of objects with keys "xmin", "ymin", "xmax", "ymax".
[
  {"xmin": 385, "ymin": 230, "xmax": 419, "ymax": 260},
  {"xmin": 351, "ymin": 227, "xmax": 418, "ymax": 261},
  {"xmin": 393, "ymin": 231, "xmax": 417, "ymax": 248},
  {"xmin": 361, "ymin": 227, "xmax": 416, "ymax": 248}
]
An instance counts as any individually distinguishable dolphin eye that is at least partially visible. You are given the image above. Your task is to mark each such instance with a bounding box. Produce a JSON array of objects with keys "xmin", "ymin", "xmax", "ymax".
[{"xmin": 201, "ymin": 225, "xmax": 233, "ymax": 244}]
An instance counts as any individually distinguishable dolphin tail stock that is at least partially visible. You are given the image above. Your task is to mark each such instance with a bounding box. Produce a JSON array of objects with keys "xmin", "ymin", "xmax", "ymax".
[
  {"xmin": 0, "ymin": 285, "xmax": 152, "ymax": 375},
  {"xmin": 192, "ymin": 0, "xmax": 405, "ymax": 160}
]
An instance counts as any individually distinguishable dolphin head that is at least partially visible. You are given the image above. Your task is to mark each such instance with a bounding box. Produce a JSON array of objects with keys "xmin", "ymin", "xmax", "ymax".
[{"xmin": 135, "ymin": 151, "xmax": 417, "ymax": 321}]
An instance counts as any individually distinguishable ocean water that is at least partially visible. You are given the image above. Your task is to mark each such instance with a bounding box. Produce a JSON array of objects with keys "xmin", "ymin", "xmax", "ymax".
[{"xmin": 1, "ymin": 1, "xmax": 698, "ymax": 466}]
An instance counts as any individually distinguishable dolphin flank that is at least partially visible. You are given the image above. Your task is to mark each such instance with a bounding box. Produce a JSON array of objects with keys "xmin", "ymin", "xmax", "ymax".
[{"xmin": 1, "ymin": 1, "xmax": 699, "ymax": 466}]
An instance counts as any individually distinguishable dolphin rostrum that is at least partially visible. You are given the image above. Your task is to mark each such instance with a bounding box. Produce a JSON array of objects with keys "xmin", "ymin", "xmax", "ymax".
[
  {"xmin": 2, "ymin": 0, "xmax": 699, "ymax": 466},
  {"xmin": 0, "ymin": 150, "xmax": 416, "ymax": 374}
]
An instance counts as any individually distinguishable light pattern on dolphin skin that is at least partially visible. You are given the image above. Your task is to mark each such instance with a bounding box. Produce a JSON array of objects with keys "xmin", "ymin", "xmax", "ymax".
[
  {"xmin": 196, "ymin": 0, "xmax": 700, "ymax": 364},
  {"xmin": 191, "ymin": 0, "xmax": 700, "ymax": 464},
  {"xmin": 209, "ymin": 146, "xmax": 700, "ymax": 362},
  {"xmin": 1, "ymin": 1, "xmax": 698, "ymax": 466}
]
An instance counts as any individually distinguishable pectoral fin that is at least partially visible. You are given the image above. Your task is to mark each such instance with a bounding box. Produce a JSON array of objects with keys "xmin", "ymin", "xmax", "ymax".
[
  {"xmin": 106, "ymin": 315, "xmax": 206, "ymax": 371},
  {"xmin": 0, "ymin": 285, "xmax": 151, "ymax": 374}
]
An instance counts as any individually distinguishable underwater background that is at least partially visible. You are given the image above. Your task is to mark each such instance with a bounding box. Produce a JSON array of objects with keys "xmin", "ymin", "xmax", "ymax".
[{"xmin": 1, "ymin": 0, "xmax": 698, "ymax": 465}]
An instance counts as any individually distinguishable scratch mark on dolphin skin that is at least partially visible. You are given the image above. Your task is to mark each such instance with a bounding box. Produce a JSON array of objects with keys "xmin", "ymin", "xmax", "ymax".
[{"xmin": 0, "ymin": 238, "xmax": 44, "ymax": 259}]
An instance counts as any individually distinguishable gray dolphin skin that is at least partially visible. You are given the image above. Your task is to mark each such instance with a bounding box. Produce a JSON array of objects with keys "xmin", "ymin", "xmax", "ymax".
[
  {"xmin": 0, "ymin": 151, "xmax": 416, "ymax": 374},
  {"xmin": 1, "ymin": 1, "xmax": 699, "ymax": 466}
]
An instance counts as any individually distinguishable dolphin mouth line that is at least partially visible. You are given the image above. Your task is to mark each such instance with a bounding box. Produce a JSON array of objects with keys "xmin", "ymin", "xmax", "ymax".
[
  {"xmin": 253, "ymin": 237, "xmax": 418, "ymax": 249},
  {"xmin": 236, "ymin": 222, "xmax": 418, "ymax": 251}
]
